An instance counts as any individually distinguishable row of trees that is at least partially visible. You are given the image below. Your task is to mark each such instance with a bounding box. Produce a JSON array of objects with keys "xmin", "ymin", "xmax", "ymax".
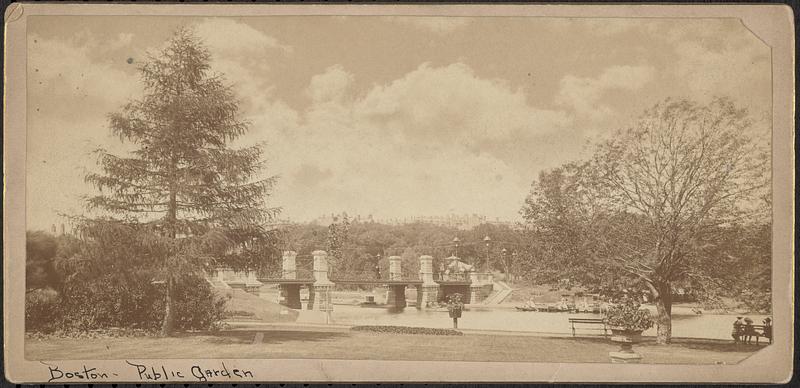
[
  {"xmin": 279, "ymin": 214, "xmax": 528, "ymax": 278},
  {"xmin": 519, "ymin": 98, "xmax": 771, "ymax": 344}
]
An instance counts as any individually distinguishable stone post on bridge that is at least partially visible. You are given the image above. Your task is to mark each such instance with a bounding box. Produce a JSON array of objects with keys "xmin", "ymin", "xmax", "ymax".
[
  {"xmin": 308, "ymin": 250, "xmax": 334, "ymax": 314},
  {"xmin": 416, "ymin": 255, "xmax": 439, "ymax": 309},
  {"xmin": 389, "ymin": 256, "xmax": 402, "ymax": 281},
  {"xmin": 282, "ymin": 251, "xmax": 297, "ymax": 280},
  {"xmin": 278, "ymin": 251, "xmax": 301, "ymax": 309},
  {"xmin": 469, "ymin": 270, "xmax": 482, "ymax": 304},
  {"xmin": 385, "ymin": 256, "xmax": 406, "ymax": 309}
]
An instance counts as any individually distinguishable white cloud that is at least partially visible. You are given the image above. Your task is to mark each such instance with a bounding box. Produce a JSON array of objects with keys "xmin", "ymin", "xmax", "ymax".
[
  {"xmin": 307, "ymin": 65, "xmax": 355, "ymax": 104},
  {"xmin": 255, "ymin": 62, "xmax": 571, "ymax": 221},
  {"xmin": 356, "ymin": 63, "xmax": 571, "ymax": 146},
  {"xmin": 556, "ymin": 65, "xmax": 655, "ymax": 120}
]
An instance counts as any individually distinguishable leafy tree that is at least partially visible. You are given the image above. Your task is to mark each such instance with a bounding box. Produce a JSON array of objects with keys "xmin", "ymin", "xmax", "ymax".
[
  {"xmin": 592, "ymin": 98, "xmax": 769, "ymax": 344},
  {"xmin": 25, "ymin": 231, "xmax": 60, "ymax": 292},
  {"xmin": 327, "ymin": 213, "xmax": 351, "ymax": 267},
  {"xmin": 85, "ymin": 28, "xmax": 279, "ymax": 336},
  {"xmin": 521, "ymin": 98, "xmax": 769, "ymax": 344}
]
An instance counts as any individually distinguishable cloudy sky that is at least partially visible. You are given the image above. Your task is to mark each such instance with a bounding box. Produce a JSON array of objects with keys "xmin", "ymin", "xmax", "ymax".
[{"xmin": 26, "ymin": 16, "xmax": 771, "ymax": 230}]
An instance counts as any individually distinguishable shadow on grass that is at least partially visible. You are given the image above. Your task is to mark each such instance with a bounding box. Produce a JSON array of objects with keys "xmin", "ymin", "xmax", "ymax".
[
  {"xmin": 195, "ymin": 330, "xmax": 349, "ymax": 345},
  {"xmin": 635, "ymin": 337, "xmax": 763, "ymax": 353},
  {"xmin": 548, "ymin": 335, "xmax": 762, "ymax": 354}
]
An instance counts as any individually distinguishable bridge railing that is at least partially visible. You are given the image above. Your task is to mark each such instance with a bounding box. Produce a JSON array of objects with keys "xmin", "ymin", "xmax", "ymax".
[
  {"xmin": 329, "ymin": 268, "xmax": 420, "ymax": 282},
  {"xmin": 434, "ymin": 272, "xmax": 470, "ymax": 282},
  {"xmin": 257, "ymin": 263, "xmax": 314, "ymax": 280},
  {"xmin": 473, "ymin": 272, "xmax": 494, "ymax": 285}
]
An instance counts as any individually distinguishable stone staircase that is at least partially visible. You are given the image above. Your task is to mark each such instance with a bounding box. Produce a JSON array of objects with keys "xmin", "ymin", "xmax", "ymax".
[
  {"xmin": 482, "ymin": 280, "xmax": 512, "ymax": 304},
  {"xmin": 206, "ymin": 277, "xmax": 231, "ymax": 290}
]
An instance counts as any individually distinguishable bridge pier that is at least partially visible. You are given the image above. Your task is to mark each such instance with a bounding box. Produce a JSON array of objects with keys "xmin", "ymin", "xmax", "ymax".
[
  {"xmin": 385, "ymin": 256, "xmax": 406, "ymax": 309},
  {"xmin": 417, "ymin": 255, "xmax": 438, "ymax": 309},
  {"xmin": 277, "ymin": 251, "xmax": 303, "ymax": 309},
  {"xmin": 308, "ymin": 250, "xmax": 334, "ymax": 313},
  {"xmin": 386, "ymin": 285, "xmax": 407, "ymax": 309},
  {"xmin": 279, "ymin": 284, "xmax": 302, "ymax": 309}
]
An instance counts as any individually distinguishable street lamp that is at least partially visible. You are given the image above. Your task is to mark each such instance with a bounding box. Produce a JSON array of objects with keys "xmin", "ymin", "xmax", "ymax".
[
  {"xmin": 483, "ymin": 235, "xmax": 491, "ymax": 270},
  {"xmin": 501, "ymin": 248, "xmax": 508, "ymax": 281},
  {"xmin": 453, "ymin": 236, "xmax": 461, "ymax": 258}
]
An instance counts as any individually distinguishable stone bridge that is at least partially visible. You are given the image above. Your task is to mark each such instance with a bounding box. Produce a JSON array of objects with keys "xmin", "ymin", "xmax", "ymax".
[{"xmin": 212, "ymin": 250, "xmax": 494, "ymax": 313}]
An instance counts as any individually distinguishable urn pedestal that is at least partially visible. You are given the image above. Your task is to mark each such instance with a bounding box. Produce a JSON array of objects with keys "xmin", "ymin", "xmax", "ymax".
[{"xmin": 609, "ymin": 328, "xmax": 643, "ymax": 364}]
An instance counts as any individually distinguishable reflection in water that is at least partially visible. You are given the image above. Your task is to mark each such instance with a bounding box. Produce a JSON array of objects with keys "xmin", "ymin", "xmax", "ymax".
[{"xmin": 326, "ymin": 305, "xmax": 768, "ymax": 341}]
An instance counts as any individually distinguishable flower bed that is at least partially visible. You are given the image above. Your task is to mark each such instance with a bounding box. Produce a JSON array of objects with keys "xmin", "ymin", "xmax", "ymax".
[
  {"xmin": 351, "ymin": 325, "xmax": 463, "ymax": 336},
  {"xmin": 25, "ymin": 327, "xmax": 157, "ymax": 339}
]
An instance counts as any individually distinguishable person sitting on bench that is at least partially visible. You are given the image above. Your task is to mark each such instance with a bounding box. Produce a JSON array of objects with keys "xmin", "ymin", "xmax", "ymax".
[
  {"xmin": 762, "ymin": 317, "xmax": 773, "ymax": 342},
  {"xmin": 732, "ymin": 316, "xmax": 744, "ymax": 343},
  {"xmin": 742, "ymin": 317, "xmax": 757, "ymax": 344}
]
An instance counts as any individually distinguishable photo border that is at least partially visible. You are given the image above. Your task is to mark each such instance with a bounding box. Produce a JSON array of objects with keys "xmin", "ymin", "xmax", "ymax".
[{"xmin": 3, "ymin": 2, "xmax": 795, "ymax": 383}]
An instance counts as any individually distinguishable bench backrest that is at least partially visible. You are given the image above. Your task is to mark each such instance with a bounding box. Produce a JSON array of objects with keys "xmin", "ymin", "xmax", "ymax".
[{"xmin": 569, "ymin": 318, "xmax": 604, "ymax": 323}]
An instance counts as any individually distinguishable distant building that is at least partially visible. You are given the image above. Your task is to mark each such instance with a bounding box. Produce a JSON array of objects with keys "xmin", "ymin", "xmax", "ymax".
[{"xmin": 309, "ymin": 212, "xmax": 516, "ymax": 230}]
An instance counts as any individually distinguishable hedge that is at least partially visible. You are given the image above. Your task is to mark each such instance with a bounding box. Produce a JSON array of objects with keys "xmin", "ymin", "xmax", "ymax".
[{"xmin": 351, "ymin": 325, "xmax": 463, "ymax": 336}]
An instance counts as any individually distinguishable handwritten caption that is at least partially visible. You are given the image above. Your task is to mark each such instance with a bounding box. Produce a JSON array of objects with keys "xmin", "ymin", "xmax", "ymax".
[{"xmin": 45, "ymin": 361, "xmax": 255, "ymax": 382}]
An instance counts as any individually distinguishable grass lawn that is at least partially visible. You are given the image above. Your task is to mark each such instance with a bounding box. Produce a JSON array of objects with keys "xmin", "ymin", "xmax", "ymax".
[
  {"xmin": 25, "ymin": 327, "xmax": 761, "ymax": 364},
  {"xmin": 217, "ymin": 288, "xmax": 298, "ymax": 322}
]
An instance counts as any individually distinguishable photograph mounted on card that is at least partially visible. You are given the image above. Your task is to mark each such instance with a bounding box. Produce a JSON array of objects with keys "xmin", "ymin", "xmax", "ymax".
[{"xmin": 3, "ymin": 2, "xmax": 794, "ymax": 384}]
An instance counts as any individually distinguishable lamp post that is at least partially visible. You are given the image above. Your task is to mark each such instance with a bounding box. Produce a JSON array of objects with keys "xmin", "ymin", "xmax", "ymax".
[
  {"xmin": 483, "ymin": 235, "xmax": 491, "ymax": 271},
  {"xmin": 501, "ymin": 248, "xmax": 508, "ymax": 279},
  {"xmin": 453, "ymin": 236, "xmax": 461, "ymax": 258},
  {"xmin": 374, "ymin": 253, "xmax": 382, "ymax": 280},
  {"xmin": 511, "ymin": 251, "xmax": 517, "ymax": 283}
]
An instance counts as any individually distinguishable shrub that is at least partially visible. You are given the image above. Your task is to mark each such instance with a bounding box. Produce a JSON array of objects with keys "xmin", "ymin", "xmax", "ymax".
[
  {"xmin": 53, "ymin": 271, "xmax": 225, "ymax": 334},
  {"xmin": 172, "ymin": 275, "xmax": 227, "ymax": 331},
  {"xmin": 603, "ymin": 296, "xmax": 654, "ymax": 331},
  {"xmin": 351, "ymin": 325, "xmax": 463, "ymax": 336},
  {"xmin": 25, "ymin": 288, "xmax": 60, "ymax": 333},
  {"xmin": 57, "ymin": 269, "xmax": 165, "ymax": 332}
]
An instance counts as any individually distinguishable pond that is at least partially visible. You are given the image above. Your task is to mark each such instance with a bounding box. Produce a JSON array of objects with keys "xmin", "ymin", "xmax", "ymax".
[{"xmin": 324, "ymin": 304, "xmax": 768, "ymax": 341}]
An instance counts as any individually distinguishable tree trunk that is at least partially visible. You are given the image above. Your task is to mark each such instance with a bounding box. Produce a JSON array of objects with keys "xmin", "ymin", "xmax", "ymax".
[
  {"xmin": 161, "ymin": 168, "xmax": 178, "ymax": 337},
  {"xmin": 648, "ymin": 281, "xmax": 673, "ymax": 345},
  {"xmin": 160, "ymin": 275, "xmax": 174, "ymax": 337}
]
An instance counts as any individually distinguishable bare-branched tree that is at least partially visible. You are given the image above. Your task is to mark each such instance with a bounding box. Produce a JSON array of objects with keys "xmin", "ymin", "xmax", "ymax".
[{"xmin": 593, "ymin": 98, "xmax": 770, "ymax": 344}]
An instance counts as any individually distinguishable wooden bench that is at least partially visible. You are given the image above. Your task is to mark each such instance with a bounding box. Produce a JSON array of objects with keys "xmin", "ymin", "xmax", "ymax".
[
  {"xmin": 568, "ymin": 318, "xmax": 608, "ymax": 337},
  {"xmin": 733, "ymin": 324, "xmax": 772, "ymax": 345}
]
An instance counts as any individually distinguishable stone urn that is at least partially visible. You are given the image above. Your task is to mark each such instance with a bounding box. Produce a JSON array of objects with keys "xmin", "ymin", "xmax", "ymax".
[
  {"xmin": 603, "ymin": 295, "xmax": 653, "ymax": 363},
  {"xmin": 446, "ymin": 293, "xmax": 464, "ymax": 329},
  {"xmin": 611, "ymin": 328, "xmax": 643, "ymax": 350},
  {"xmin": 609, "ymin": 328, "xmax": 644, "ymax": 363}
]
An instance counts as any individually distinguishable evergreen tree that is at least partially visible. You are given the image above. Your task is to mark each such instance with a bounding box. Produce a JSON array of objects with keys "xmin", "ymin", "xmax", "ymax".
[{"xmin": 85, "ymin": 27, "xmax": 279, "ymax": 336}]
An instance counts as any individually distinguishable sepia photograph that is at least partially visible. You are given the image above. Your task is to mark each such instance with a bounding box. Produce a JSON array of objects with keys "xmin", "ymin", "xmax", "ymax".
[{"xmin": 3, "ymin": 3, "xmax": 794, "ymax": 384}]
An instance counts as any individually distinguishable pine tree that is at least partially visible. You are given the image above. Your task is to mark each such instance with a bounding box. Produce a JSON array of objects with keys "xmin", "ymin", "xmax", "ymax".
[{"xmin": 85, "ymin": 27, "xmax": 280, "ymax": 336}]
